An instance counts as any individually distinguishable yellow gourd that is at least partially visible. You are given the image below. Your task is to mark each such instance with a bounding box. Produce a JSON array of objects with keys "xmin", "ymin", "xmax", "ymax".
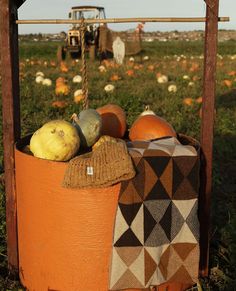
[{"xmin": 30, "ymin": 120, "xmax": 80, "ymax": 161}]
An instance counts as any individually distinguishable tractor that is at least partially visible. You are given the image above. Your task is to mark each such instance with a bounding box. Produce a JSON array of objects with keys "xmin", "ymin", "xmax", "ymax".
[
  {"xmin": 57, "ymin": 5, "xmax": 142, "ymax": 62},
  {"xmin": 57, "ymin": 6, "xmax": 106, "ymax": 61}
]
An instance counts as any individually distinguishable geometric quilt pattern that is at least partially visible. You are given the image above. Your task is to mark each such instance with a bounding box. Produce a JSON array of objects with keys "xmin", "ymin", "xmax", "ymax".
[{"xmin": 109, "ymin": 137, "xmax": 200, "ymax": 290}]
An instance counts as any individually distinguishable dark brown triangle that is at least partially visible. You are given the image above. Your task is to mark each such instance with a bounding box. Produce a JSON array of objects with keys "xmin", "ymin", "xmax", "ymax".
[
  {"xmin": 144, "ymin": 249, "xmax": 157, "ymax": 284},
  {"xmin": 119, "ymin": 203, "xmax": 142, "ymax": 226},
  {"xmin": 187, "ymin": 158, "xmax": 200, "ymax": 192},
  {"xmin": 172, "ymin": 243, "xmax": 197, "ymax": 261},
  {"xmin": 173, "ymin": 178, "xmax": 198, "ymax": 200},
  {"xmin": 132, "ymin": 159, "xmax": 146, "ymax": 198},
  {"xmin": 146, "ymin": 179, "xmax": 170, "ymax": 200},
  {"xmin": 144, "ymin": 205, "xmax": 157, "ymax": 242},
  {"xmin": 172, "ymin": 159, "xmax": 184, "ymax": 194},
  {"xmin": 173, "ymin": 156, "xmax": 198, "ymax": 177},
  {"xmin": 145, "ymin": 156, "xmax": 171, "ymax": 177},
  {"xmin": 115, "ymin": 228, "xmax": 143, "ymax": 247},
  {"xmin": 159, "ymin": 202, "xmax": 172, "ymax": 241}
]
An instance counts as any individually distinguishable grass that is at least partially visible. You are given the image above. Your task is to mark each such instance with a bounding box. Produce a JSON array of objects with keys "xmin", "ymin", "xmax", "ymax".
[{"xmin": 0, "ymin": 39, "xmax": 236, "ymax": 290}]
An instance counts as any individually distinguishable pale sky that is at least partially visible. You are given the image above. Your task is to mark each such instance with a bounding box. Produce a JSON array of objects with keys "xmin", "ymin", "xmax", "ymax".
[{"xmin": 18, "ymin": 0, "xmax": 234, "ymax": 34}]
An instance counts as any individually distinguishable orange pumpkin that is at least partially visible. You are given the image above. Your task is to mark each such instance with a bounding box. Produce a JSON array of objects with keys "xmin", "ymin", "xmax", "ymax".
[
  {"xmin": 126, "ymin": 69, "xmax": 135, "ymax": 77},
  {"xmin": 51, "ymin": 100, "xmax": 68, "ymax": 108},
  {"xmin": 183, "ymin": 97, "xmax": 194, "ymax": 106},
  {"xmin": 55, "ymin": 83, "xmax": 70, "ymax": 95},
  {"xmin": 129, "ymin": 114, "xmax": 176, "ymax": 141},
  {"xmin": 109, "ymin": 74, "xmax": 121, "ymax": 81},
  {"xmin": 96, "ymin": 104, "xmax": 127, "ymax": 138},
  {"xmin": 60, "ymin": 61, "xmax": 69, "ymax": 73},
  {"xmin": 223, "ymin": 79, "xmax": 232, "ymax": 88}
]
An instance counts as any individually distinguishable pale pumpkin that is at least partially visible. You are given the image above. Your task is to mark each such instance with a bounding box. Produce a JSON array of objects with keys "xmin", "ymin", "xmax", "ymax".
[
  {"xmin": 30, "ymin": 120, "xmax": 80, "ymax": 161},
  {"xmin": 72, "ymin": 109, "xmax": 102, "ymax": 147},
  {"xmin": 129, "ymin": 114, "xmax": 176, "ymax": 141}
]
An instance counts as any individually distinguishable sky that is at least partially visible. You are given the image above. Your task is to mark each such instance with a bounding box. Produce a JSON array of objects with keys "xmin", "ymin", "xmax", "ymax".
[{"xmin": 18, "ymin": 0, "xmax": 235, "ymax": 34}]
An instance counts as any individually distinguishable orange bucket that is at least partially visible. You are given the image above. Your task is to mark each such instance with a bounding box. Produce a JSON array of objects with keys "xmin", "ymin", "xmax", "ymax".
[{"xmin": 15, "ymin": 137, "xmax": 192, "ymax": 291}]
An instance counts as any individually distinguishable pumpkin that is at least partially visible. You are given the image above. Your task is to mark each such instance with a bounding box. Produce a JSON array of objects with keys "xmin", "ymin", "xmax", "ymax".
[
  {"xmin": 96, "ymin": 104, "xmax": 127, "ymax": 138},
  {"xmin": 104, "ymin": 84, "xmax": 115, "ymax": 93},
  {"xmin": 183, "ymin": 97, "xmax": 193, "ymax": 106},
  {"xmin": 73, "ymin": 75, "xmax": 82, "ymax": 83},
  {"xmin": 168, "ymin": 84, "xmax": 177, "ymax": 93},
  {"xmin": 51, "ymin": 100, "xmax": 68, "ymax": 108},
  {"xmin": 42, "ymin": 78, "xmax": 52, "ymax": 86},
  {"xmin": 196, "ymin": 96, "xmax": 203, "ymax": 104},
  {"xmin": 157, "ymin": 74, "xmax": 168, "ymax": 84},
  {"xmin": 110, "ymin": 74, "xmax": 121, "ymax": 81},
  {"xmin": 129, "ymin": 114, "xmax": 176, "ymax": 141},
  {"xmin": 60, "ymin": 61, "xmax": 69, "ymax": 73},
  {"xmin": 30, "ymin": 120, "xmax": 80, "ymax": 161},
  {"xmin": 74, "ymin": 90, "xmax": 84, "ymax": 104},
  {"xmin": 71, "ymin": 109, "xmax": 102, "ymax": 148},
  {"xmin": 223, "ymin": 79, "xmax": 232, "ymax": 88},
  {"xmin": 56, "ymin": 77, "xmax": 66, "ymax": 85},
  {"xmin": 55, "ymin": 83, "xmax": 70, "ymax": 95},
  {"xmin": 35, "ymin": 76, "xmax": 44, "ymax": 84},
  {"xmin": 126, "ymin": 69, "xmax": 134, "ymax": 77},
  {"xmin": 92, "ymin": 135, "xmax": 118, "ymax": 151}
]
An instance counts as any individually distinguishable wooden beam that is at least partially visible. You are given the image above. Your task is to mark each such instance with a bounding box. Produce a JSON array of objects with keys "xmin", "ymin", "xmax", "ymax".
[
  {"xmin": 0, "ymin": 0, "xmax": 21, "ymax": 273},
  {"xmin": 199, "ymin": 0, "xmax": 219, "ymax": 277},
  {"xmin": 16, "ymin": 16, "xmax": 229, "ymax": 25}
]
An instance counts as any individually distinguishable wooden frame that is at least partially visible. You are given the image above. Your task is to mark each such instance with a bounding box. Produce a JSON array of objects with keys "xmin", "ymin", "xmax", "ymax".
[{"xmin": 0, "ymin": 0, "xmax": 224, "ymax": 279}]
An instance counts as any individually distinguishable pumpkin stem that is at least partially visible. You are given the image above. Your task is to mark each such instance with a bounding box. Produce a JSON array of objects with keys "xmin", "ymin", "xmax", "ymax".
[
  {"xmin": 145, "ymin": 105, "xmax": 150, "ymax": 111},
  {"xmin": 71, "ymin": 113, "xmax": 79, "ymax": 123}
]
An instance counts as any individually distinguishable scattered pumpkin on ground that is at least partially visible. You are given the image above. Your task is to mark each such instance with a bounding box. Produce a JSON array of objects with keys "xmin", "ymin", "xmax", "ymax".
[{"xmin": 183, "ymin": 97, "xmax": 194, "ymax": 106}]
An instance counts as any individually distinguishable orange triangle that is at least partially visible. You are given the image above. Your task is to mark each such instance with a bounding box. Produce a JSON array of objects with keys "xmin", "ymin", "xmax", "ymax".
[
  {"xmin": 144, "ymin": 160, "xmax": 158, "ymax": 198},
  {"xmin": 172, "ymin": 243, "xmax": 197, "ymax": 261},
  {"xmin": 119, "ymin": 182, "xmax": 143, "ymax": 204},
  {"xmin": 144, "ymin": 249, "xmax": 158, "ymax": 285},
  {"xmin": 115, "ymin": 247, "xmax": 143, "ymax": 267},
  {"xmin": 168, "ymin": 265, "xmax": 194, "ymax": 285},
  {"xmin": 160, "ymin": 160, "xmax": 173, "ymax": 198}
]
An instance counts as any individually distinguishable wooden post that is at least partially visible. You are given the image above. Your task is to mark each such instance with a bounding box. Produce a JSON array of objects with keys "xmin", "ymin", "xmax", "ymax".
[
  {"xmin": 0, "ymin": 0, "xmax": 21, "ymax": 273},
  {"xmin": 199, "ymin": 0, "xmax": 219, "ymax": 277}
]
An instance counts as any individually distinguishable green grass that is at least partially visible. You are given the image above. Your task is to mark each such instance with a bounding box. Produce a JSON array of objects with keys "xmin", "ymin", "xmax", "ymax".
[{"xmin": 0, "ymin": 39, "xmax": 236, "ymax": 290}]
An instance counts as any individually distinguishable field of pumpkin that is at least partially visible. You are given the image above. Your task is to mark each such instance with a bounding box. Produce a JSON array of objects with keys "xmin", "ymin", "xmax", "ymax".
[{"xmin": 0, "ymin": 39, "xmax": 236, "ymax": 289}]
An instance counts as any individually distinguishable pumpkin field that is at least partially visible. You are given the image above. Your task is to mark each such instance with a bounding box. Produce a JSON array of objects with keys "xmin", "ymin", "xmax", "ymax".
[{"xmin": 0, "ymin": 38, "xmax": 236, "ymax": 290}]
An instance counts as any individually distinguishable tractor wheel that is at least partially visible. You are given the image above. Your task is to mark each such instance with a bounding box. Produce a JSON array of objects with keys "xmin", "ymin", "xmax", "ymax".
[
  {"xmin": 57, "ymin": 45, "xmax": 66, "ymax": 63},
  {"xmin": 70, "ymin": 51, "xmax": 80, "ymax": 60}
]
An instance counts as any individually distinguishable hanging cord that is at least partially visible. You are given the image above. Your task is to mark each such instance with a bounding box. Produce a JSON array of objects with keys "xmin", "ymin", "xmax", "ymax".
[{"xmin": 80, "ymin": 17, "xmax": 89, "ymax": 109}]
